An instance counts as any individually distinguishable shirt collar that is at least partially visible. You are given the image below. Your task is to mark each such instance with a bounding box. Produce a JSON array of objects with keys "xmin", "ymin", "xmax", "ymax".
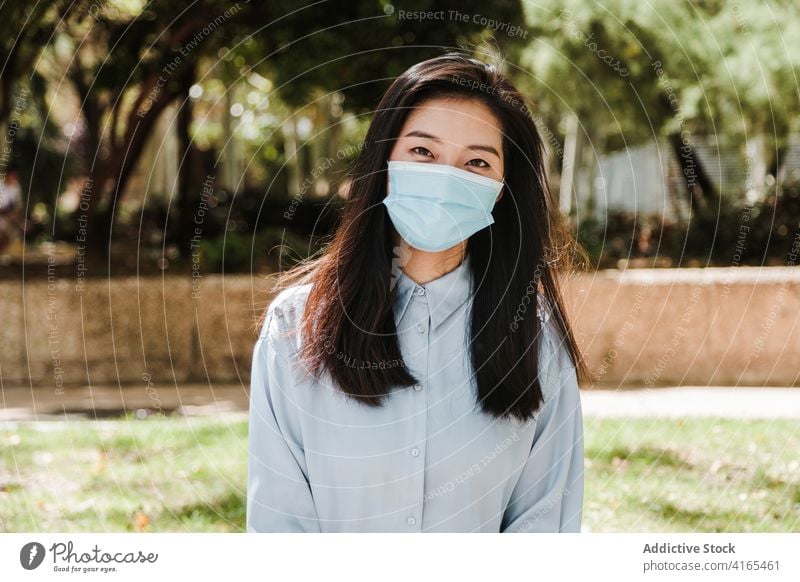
[{"xmin": 392, "ymin": 253, "xmax": 473, "ymax": 331}]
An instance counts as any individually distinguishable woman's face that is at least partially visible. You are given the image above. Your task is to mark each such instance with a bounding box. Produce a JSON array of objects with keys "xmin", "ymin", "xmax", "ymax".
[{"xmin": 387, "ymin": 96, "xmax": 505, "ymax": 185}]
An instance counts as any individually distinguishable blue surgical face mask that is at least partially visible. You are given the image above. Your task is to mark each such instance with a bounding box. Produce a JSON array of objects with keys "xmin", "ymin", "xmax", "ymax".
[{"xmin": 382, "ymin": 160, "xmax": 504, "ymax": 252}]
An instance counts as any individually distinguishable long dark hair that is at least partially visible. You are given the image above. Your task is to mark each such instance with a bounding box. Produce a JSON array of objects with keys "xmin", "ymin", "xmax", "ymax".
[{"xmin": 260, "ymin": 52, "xmax": 588, "ymax": 421}]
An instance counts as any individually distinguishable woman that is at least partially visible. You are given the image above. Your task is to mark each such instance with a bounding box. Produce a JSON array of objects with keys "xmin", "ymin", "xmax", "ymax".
[{"xmin": 247, "ymin": 53, "xmax": 588, "ymax": 533}]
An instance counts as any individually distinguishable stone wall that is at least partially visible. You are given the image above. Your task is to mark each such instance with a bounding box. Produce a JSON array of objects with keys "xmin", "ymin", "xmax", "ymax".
[
  {"xmin": 0, "ymin": 274, "xmax": 276, "ymax": 390},
  {"xmin": 563, "ymin": 267, "xmax": 799, "ymax": 387}
]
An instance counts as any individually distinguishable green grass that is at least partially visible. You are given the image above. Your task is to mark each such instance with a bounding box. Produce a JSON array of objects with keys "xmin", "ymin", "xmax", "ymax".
[
  {"xmin": 1, "ymin": 415, "xmax": 798, "ymax": 532},
  {"xmin": 0, "ymin": 415, "xmax": 247, "ymax": 532},
  {"xmin": 583, "ymin": 417, "xmax": 800, "ymax": 532}
]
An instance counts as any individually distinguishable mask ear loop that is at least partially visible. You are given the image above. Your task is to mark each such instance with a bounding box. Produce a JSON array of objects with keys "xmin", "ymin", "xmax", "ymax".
[
  {"xmin": 495, "ymin": 184, "xmax": 505, "ymax": 204},
  {"xmin": 384, "ymin": 159, "xmax": 392, "ymax": 198}
]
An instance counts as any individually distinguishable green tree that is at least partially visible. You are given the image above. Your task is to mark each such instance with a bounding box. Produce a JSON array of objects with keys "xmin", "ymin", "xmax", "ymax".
[
  {"xmin": 8, "ymin": 0, "xmax": 528, "ymax": 265},
  {"xmin": 519, "ymin": 0, "xmax": 800, "ymax": 210}
]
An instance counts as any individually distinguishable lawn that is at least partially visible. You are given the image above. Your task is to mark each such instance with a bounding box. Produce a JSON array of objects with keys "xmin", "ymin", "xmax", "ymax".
[
  {"xmin": 583, "ymin": 416, "xmax": 799, "ymax": 532},
  {"xmin": 0, "ymin": 415, "xmax": 797, "ymax": 532}
]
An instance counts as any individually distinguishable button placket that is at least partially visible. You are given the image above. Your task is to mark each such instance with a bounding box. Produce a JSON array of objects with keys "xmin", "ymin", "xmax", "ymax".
[
  {"xmin": 400, "ymin": 285, "xmax": 430, "ymax": 532},
  {"xmin": 388, "ymin": 257, "xmax": 475, "ymax": 532},
  {"xmin": 409, "ymin": 290, "xmax": 431, "ymax": 531},
  {"xmin": 417, "ymin": 299, "xmax": 433, "ymax": 531}
]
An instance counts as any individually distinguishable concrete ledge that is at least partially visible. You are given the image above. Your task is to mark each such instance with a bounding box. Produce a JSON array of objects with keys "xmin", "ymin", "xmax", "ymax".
[{"xmin": 0, "ymin": 267, "xmax": 797, "ymax": 392}]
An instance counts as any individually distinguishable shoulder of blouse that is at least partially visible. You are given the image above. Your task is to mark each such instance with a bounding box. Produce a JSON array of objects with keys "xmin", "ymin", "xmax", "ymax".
[
  {"xmin": 536, "ymin": 297, "xmax": 579, "ymax": 406},
  {"xmin": 258, "ymin": 282, "xmax": 314, "ymax": 356}
]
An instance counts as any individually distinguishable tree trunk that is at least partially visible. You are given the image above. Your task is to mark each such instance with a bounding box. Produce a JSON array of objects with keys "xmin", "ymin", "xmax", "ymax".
[
  {"xmin": 559, "ymin": 112, "xmax": 580, "ymax": 218},
  {"xmin": 667, "ymin": 132, "xmax": 717, "ymax": 212},
  {"xmin": 176, "ymin": 77, "xmax": 199, "ymax": 257}
]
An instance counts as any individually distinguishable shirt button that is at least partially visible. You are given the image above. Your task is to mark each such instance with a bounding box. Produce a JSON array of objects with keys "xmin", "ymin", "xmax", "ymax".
[
  {"xmin": 416, "ymin": 323, "xmax": 426, "ymax": 334},
  {"xmin": 411, "ymin": 447, "xmax": 420, "ymax": 457},
  {"xmin": 407, "ymin": 516, "xmax": 416, "ymax": 526},
  {"xmin": 416, "ymin": 287, "xmax": 426, "ymax": 296},
  {"xmin": 413, "ymin": 384, "xmax": 422, "ymax": 391}
]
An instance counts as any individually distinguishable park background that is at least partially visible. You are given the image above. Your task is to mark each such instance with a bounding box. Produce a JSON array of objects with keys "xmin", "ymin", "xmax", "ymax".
[{"xmin": 0, "ymin": 0, "xmax": 798, "ymax": 532}]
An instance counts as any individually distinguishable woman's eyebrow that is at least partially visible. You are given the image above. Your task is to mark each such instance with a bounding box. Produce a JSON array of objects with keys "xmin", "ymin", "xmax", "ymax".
[{"xmin": 402, "ymin": 130, "xmax": 501, "ymax": 158}]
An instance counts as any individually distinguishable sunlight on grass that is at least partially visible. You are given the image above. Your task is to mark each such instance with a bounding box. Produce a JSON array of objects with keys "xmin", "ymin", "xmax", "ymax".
[
  {"xmin": 583, "ymin": 417, "xmax": 800, "ymax": 532},
  {"xmin": 0, "ymin": 415, "xmax": 247, "ymax": 532}
]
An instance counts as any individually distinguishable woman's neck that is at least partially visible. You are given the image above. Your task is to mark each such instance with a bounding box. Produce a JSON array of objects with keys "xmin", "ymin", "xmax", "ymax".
[{"xmin": 393, "ymin": 232, "xmax": 467, "ymax": 285}]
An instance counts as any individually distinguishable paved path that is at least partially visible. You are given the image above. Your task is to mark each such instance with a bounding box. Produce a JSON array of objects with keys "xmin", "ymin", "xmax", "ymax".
[
  {"xmin": 581, "ymin": 386, "xmax": 800, "ymax": 419},
  {"xmin": 1, "ymin": 384, "xmax": 798, "ymax": 422}
]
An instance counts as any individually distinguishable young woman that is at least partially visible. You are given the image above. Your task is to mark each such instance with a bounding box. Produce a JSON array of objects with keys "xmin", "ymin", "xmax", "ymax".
[{"xmin": 246, "ymin": 53, "xmax": 588, "ymax": 533}]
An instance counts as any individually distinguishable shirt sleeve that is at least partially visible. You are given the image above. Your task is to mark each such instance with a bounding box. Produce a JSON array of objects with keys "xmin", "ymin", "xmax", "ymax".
[
  {"xmin": 246, "ymin": 307, "xmax": 321, "ymax": 532},
  {"xmin": 500, "ymin": 316, "xmax": 585, "ymax": 533}
]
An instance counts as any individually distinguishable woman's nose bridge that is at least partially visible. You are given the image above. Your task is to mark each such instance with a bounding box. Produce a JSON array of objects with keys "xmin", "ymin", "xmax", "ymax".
[{"xmin": 438, "ymin": 140, "xmax": 471, "ymax": 167}]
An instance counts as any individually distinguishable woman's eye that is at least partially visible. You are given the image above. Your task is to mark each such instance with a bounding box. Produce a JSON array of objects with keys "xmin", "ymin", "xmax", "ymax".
[
  {"xmin": 411, "ymin": 146, "xmax": 433, "ymax": 157},
  {"xmin": 466, "ymin": 158, "xmax": 489, "ymax": 168}
]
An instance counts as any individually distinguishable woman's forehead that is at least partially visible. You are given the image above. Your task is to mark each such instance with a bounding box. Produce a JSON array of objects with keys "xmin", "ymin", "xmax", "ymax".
[{"xmin": 400, "ymin": 97, "xmax": 503, "ymax": 148}]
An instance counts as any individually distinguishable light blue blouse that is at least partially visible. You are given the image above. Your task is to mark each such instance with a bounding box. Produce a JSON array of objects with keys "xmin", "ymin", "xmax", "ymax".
[{"xmin": 246, "ymin": 254, "xmax": 584, "ymax": 532}]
